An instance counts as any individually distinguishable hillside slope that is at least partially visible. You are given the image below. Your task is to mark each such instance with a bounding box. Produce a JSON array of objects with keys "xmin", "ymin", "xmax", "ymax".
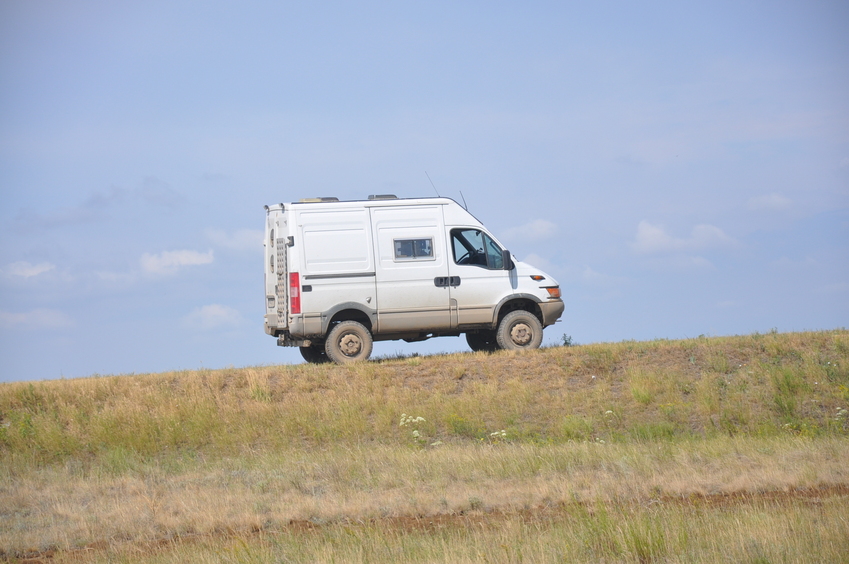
[
  {"xmin": 1, "ymin": 330, "xmax": 848, "ymax": 562},
  {"xmin": 2, "ymin": 330, "xmax": 847, "ymax": 461}
]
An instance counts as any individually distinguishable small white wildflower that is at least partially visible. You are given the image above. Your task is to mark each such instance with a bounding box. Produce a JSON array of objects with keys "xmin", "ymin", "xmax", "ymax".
[{"xmin": 412, "ymin": 430, "xmax": 420, "ymax": 438}]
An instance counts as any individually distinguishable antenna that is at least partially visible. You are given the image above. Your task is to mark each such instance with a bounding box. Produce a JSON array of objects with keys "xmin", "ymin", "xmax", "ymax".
[
  {"xmin": 425, "ymin": 171, "xmax": 440, "ymax": 197},
  {"xmin": 459, "ymin": 191, "xmax": 468, "ymax": 211}
]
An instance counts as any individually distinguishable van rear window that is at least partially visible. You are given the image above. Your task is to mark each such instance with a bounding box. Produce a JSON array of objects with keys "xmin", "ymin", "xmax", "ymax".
[{"xmin": 394, "ymin": 238, "xmax": 433, "ymax": 260}]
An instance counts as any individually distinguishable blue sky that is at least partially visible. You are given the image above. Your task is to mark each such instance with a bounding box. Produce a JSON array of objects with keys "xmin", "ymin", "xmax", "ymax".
[{"xmin": 1, "ymin": 0, "xmax": 847, "ymax": 382}]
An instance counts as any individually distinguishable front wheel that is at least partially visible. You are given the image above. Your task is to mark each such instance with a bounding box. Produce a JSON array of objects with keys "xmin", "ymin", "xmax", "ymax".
[
  {"xmin": 325, "ymin": 321, "xmax": 374, "ymax": 364},
  {"xmin": 496, "ymin": 310, "xmax": 543, "ymax": 351}
]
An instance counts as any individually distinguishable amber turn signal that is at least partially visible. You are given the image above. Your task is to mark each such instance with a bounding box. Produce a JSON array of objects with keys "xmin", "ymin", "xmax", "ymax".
[{"xmin": 545, "ymin": 287, "xmax": 561, "ymax": 299}]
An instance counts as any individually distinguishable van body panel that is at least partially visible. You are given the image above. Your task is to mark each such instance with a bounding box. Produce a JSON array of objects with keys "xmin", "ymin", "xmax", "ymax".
[{"xmin": 296, "ymin": 207, "xmax": 377, "ymax": 330}]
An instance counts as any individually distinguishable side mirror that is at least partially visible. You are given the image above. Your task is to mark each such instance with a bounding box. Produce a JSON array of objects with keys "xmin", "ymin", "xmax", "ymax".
[{"xmin": 502, "ymin": 249, "xmax": 514, "ymax": 271}]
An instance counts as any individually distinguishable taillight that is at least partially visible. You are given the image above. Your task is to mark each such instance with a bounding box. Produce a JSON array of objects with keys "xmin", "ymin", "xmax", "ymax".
[
  {"xmin": 545, "ymin": 287, "xmax": 561, "ymax": 299},
  {"xmin": 289, "ymin": 272, "xmax": 301, "ymax": 314}
]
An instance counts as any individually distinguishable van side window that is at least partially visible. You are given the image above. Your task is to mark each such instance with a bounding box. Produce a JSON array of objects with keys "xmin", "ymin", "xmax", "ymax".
[
  {"xmin": 394, "ymin": 238, "xmax": 434, "ymax": 260},
  {"xmin": 451, "ymin": 229, "xmax": 504, "ymax": 269}
]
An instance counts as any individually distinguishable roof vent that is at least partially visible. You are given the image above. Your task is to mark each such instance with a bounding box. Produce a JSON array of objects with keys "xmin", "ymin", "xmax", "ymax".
[
  {"xmin": 299, "ymin": 197, "xmax": 339, "ymax": 203},
  {"xmin": 368, "ymin": 194, "xmax": 398, "ymax": 200}
]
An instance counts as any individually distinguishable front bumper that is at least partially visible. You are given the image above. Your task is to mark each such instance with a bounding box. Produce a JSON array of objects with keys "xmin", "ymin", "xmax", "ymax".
[{"xmin": 539, "ymin": 299, "xmax": 565, "ymax": 327}]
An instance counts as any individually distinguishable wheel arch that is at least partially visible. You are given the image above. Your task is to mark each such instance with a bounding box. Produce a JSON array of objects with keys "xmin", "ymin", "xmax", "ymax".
[
  {"xmin": 494, "ymin": 295, "xmax": 543, "ymax": 326},
  {"xmin": 324, "ymin": 304, "xmax": 375, "ymax": 335}
]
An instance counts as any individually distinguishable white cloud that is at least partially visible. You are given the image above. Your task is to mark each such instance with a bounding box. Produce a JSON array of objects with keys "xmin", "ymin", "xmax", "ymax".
[
  {"xmin": 580, "ymin": 266, "xmax": 624, "ymax": 286},
  {"xmin": 183, "ymin": 304, "xmax": 243, "ymax": 330},
  {"xmin": 557, "ymin": 265, "xmax": 627, "ymax": 288},
  {"xmin": 206, "ymin": 228, "xmax": 263, "ymax": 251},
  {"xmin": 748, "ymin": 193, "xmax": 792, "ymax": 211},
  {"xmin": 0, "ymin": 308, "xmax": 74, "ymax": 330},
  {"xmin": 503, "ymin": 219, "xmax": 558, "ymax": 242},
  {"xmin": 642, "ymin": 255, "xmax": 715, "ymax": 271},
  {"xmin": 3, "ymin": 261, "xmax": 55, "ymax": 278},
  {"xmin": 521, "ymin": 253, "xmax": 553, "ymax": 271},
  {"xmin": 631, "ymin": 221, "xmax": 736, "ymax": 254},
  {"xmin": 140, "ymin": 249, "xmax": 214, "ymax": 275}
]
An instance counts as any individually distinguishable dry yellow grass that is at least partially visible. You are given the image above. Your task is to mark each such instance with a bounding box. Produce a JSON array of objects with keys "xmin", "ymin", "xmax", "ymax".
[
  {"xmin": 1, "ymin": 330, "xmax": 847, "ymax": 561},
  {"xmin": 3, "ymin": 437, "xmax": 848, "ymax": 557}
]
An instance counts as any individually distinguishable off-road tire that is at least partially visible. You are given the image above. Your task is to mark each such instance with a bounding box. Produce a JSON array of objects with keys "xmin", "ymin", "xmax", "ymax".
[
  {"xmin": 299, "ymin": 345, "xmax": 329, "ymax": 364},
  {"xmin": 496, "ymin": 310, "xmax": 543, "ymax": 351},
  {"xmin": 466, "ymin": 330, "xmax": 499, "ymax": 352},
  {"xmin": 325, "ymin": 321, "xmax": 374, "ymax": 364}
]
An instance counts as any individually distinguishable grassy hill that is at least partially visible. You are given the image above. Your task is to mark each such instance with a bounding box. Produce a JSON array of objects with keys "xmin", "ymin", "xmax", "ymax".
[{"xmin": 1, "ymin": 330, "xmax": 848, "ymax": 562}]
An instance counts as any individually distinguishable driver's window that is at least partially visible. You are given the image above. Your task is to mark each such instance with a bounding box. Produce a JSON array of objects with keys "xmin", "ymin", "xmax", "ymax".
[{"xmin": 451, "ymin": 229, "xmax": 501, "ymax": 269}]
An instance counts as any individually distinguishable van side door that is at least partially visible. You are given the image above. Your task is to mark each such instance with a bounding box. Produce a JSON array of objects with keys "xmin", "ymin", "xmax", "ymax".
[{"xmin": 371, "ymin": 205, "xmax": 452, "ymax": 333}]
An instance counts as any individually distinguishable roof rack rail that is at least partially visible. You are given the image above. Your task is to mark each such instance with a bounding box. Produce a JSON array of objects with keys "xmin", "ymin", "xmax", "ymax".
[
  {"xmin": 368, "ymin": 194, "xmax": 397, "ymax": 200},
  {"xmin": 299, "ymin": 197, "xmax": 339, "ymax": 203}
]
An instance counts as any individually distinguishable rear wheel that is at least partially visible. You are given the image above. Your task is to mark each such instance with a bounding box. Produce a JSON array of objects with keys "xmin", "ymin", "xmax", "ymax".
[
  {"xmin": 496, "ymin": 310, "xmax": 543, "ymax": 351},
  {"xmin": 466, "ymin": 330, "xmax": 498, "ymax": 352},
  {"xmin": 299, "ymin": 345, "xmax": 328, "ymax": 364},
  {"xmin": 325, "ymin": 321, "xmax": 373, "ymax": 364}
]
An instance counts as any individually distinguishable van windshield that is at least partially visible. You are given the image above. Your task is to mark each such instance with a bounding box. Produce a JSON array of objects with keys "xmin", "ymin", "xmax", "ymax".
[{"xmin": 451, "ymin": 229, "xmax": 504, "ymax": 269}]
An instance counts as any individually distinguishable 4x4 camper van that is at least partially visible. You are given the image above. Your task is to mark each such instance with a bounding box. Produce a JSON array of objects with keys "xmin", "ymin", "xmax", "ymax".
[{"xmin": 263, "ymin": 196, "xmax": 564, "ymax": 363}]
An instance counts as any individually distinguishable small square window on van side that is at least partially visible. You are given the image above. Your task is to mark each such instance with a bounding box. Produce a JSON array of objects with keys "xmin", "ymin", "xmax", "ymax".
[{"xmin": 393, "ymin": 238, "xmax": 434, "ymax": 260}]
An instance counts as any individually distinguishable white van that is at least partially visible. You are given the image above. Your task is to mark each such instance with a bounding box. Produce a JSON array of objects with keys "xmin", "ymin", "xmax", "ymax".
[{"xmin": 263, "ymin": 196, "xmax": 564, "ymax": 363}]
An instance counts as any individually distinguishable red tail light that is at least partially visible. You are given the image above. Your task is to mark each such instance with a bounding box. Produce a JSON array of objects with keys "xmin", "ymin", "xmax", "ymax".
[{"xmin": 289, "ymin": 272, "xmax": 301, "ymax": 314}]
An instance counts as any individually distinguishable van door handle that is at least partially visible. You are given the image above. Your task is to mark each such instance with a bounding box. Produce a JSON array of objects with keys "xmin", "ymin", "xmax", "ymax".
[{"xmin": 434, "ymin": 277, "xmax": 461, "ymax": 288}]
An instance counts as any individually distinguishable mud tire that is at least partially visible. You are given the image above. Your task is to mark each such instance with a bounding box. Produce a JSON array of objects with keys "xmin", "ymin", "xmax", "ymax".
[
  {"xmin": 496, "ymin": 310, "xmax": 543, "ymax": 351},
  {"xmin": 325, "ymin": 321, "xmax": 373, "ymax": 364}
]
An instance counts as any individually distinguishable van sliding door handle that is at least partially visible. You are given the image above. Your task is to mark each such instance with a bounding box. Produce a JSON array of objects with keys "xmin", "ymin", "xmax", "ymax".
[{"xmin": 434, "ymin": 277, "xmax": 461, "ymax": 288}]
